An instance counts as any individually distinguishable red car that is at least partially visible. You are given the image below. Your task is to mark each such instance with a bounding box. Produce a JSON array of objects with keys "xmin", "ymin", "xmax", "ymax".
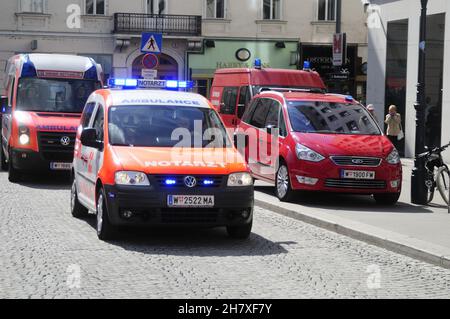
[{"xmin": 236, "ymin": 90, "xmax": 402, "ymax": 205}]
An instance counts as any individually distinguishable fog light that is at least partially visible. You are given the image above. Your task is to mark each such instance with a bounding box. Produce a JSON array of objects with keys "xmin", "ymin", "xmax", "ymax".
[
  {"xmin": 296, "ymin": 176, "xmax": 319, "ymax": 185},
  {"xmin": 19, "ymin": 134, "xmax": 30, "ymax": 145},
  {"xmin": 390, "ymin": 180, "xmax": 400, "ymax": 188},
  {"xmin": 241, "ymin": 210, "xmax": 250, "ymax": 219},
  {"xmin": 121, "ymin": 210, "xmax": 134, "ymax": 219}
]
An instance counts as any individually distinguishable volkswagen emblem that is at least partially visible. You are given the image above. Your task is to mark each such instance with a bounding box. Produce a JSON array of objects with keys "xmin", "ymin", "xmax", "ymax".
[
  {"xmin": 352, "ymin": 159, "xmax": 364, "ymax": 165},
  {"xmin": 184, "ymin": 176, "xmax": 197, "ymax": 188},
  {"xmin": 60, "ymin": 136, "xmax": 71, "ymax": 146}
]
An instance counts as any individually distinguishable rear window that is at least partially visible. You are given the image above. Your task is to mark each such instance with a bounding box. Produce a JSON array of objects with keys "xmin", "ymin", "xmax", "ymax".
[{"xmin": 287, "ymin": 101, "xmax": 381, "ymax": 136}]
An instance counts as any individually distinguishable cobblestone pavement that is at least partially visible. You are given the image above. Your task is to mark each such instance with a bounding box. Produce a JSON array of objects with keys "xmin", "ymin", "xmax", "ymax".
[{"xmin": 1, "ymin": 171, "xmax": 450, "ymax": 299}]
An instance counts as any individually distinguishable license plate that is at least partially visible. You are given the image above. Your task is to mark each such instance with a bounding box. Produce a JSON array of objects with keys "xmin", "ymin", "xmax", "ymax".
[
  {"xmin": 50, "ymin": 162, "xmax": 72, "ymax": 171},
  {"xmin": 341, "ymin": 170, "xmax": 375, "ymax": 180},
  {"xmin": 167, "ymin": 195, "xmax": 215, "ymax": 208}
]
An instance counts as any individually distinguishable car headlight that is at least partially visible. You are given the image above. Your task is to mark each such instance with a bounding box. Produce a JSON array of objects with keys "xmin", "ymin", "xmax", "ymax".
[
  {"xmin": 115, "ymin": 171, "xmax": 150, "ymax": 186},
  {"xmin": 18, "ymin": 126, "xmax": 30, "ymax": 145},
  {"xmin": 228, "ymin": 172, "xmax": 253, "ymax": 187},
  {"xmin": 295, "ymin": 144, "xmax": 325, "ymax": 162},
  {"xmin": 386, "ymin": 148, "xmax": 401, "ymax": 165}
]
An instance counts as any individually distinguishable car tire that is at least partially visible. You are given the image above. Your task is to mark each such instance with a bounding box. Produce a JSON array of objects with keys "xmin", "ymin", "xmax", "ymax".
[
  {"xmin": 275, "ymin": 163, "xmax": 295, "ymax": 202},
  {"xmin": 227, "ymin": 221, "xmax": 252, "ymax": 239},
  {"xmin": 71, "ymin": 179, "xmax": 89, "ymax": 218},
  {"xmin": 96, "ymin": 188, "xmax": 116, "ymax": 241},
  {"xmin": 373, "ymin": 193, "xmax": 400, "ymax": 205},
  {"xmin": 0, "ymin": 143, "xmax": 7, "ymax": 171},
  {"xmin": 8, "ymin": 152, "xmax": 21, "ymax": 183}
]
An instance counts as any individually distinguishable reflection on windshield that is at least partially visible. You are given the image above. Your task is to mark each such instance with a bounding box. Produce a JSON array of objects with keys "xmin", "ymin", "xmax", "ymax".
[
  {"xmin": 287, "ymin": 101, "xmax": 381, "ymax": 135},
  {"xmin": 108, "ymin": 105, "xmax": 231, "ymax": 148},
  {"xmin": 17, "ymin": 78, "xmax": 99, "ymax": 113}
]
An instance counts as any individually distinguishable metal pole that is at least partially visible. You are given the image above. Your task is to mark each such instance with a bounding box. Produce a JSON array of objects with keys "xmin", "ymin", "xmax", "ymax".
[
  {"xmin": 411, "ymin": 0, "xmax": 428, "ymax": 205},
  {"xmin": 336, "ymin": 0, "xmax": 342, "ymax": 34}
]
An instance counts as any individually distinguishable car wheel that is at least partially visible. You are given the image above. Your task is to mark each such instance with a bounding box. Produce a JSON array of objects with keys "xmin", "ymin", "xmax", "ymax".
[
  {"xmin": 96, "ymin": 188, "xmax": 116, "ymax": 241},
  {"xmin": 275, "ymin": 163, "xmax": 294, "ymax": 202},
  {"xmin": 71, "ymin": 179, "xmax": 89, "ymax": 218},
  {"xmin": 373, "ymin": 193, "xmax": 400, "ymax": 205},
  {"xmin": 0, "ymin": 143, "xmax": 7, "ymax": 171},
  {"xmin": 227, "ymin": 221, "xmax": 252, "ymax": 239},
  {"xmin": 8, "ymin": 152, "xmax": 21, "ymax": 183}
]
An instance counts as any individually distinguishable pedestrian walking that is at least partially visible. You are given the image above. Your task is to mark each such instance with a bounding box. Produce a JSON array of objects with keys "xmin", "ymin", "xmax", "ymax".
[{"xmin": 385, "ymin": 105, "xmax": 403, "ymax": 150}]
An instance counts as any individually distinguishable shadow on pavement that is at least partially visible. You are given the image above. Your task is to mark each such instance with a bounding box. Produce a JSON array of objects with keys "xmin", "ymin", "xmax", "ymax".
[
  {"xmin": 255, "ymin": 185, "xmax": 434, "ymax": 214},
  {"xmin": 15, "ymin": 172, "xmax": 71, "ymax": 190},
  {"xmin": 80, "ymin": 215, "xmax": 292, "ymax": 257}
]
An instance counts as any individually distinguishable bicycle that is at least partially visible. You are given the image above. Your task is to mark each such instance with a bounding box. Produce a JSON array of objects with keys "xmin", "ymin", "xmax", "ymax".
[{"xmin": 418, "ymin": 142, "xmax": 450, "ymax": 205}]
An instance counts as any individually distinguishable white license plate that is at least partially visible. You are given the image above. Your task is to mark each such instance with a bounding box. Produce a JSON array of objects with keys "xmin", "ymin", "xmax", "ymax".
[
  {"xmin": 341, "ymin": 170, "xmax": 375, "ymax": 180},
  {"xmin": 167, "ymin": 195, "xmax": 215, "ymax": 208},
  {"xmin": 50, "ymin": 162, "xmax": 72, "ymax": 171}
]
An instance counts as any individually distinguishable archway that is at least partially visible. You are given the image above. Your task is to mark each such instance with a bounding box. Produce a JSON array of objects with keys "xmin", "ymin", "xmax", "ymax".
[{"xmin": 132, "ymin": 53, "xmax": 178, "ymax": 80}]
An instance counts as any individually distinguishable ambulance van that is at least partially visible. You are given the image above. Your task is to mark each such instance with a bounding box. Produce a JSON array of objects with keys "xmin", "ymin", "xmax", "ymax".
[
  {"xmin": 1, "ymin": 54, "xmax": 103, "ymax": 182},
  {"xmin": 210, "ymin": 61, "xmax": 326, "ymax": 128},
  {"xmin": 71, "ymin": 80, "xmax": 254, "ymax": 240}
]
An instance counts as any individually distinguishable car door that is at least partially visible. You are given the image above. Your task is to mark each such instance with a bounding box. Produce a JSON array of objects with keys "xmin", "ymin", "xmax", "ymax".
[
  {"xmin": 235, "ymin": 86, "xmax": 251, "ymax": 126},
  {"xmin": 246, "ymin": 98, "xmax": 272, "ymax": 177},
  {"xmin": 219, "ymin": 87, "xmax": 239, "ymax": 128}
]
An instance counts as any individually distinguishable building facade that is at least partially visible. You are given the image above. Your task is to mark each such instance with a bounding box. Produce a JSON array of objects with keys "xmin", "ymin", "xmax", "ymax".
[
  {"xmin": 0, "ymin": 0, "xmax": 368, "ymax": 100},
  {"xmin": 367, "ymin": 0, "xmax": 449, "ymax": 162}
]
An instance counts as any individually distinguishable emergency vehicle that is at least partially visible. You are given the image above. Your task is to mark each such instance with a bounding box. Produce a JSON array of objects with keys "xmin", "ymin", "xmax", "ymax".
[
  {"xmin": 210, "ymin": 60, "xmax": 326, "ymax": 128},
  {"xmin": 71, "ymin": 80, "xmax": 254, "ymax": 240},
  {"xmin": 236, "ymin": 90, "xmax": 402, "ymax": 205},
  {"xmin": 0, "ymin": 54, "xmax": 103, "ymax": 182}
]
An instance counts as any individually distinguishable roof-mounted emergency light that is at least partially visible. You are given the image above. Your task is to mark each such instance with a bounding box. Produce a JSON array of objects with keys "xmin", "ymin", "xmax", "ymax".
[
  {"xmin": 303, "ymin": 61, "xmax": 311, "ymax": 71},
  {"xmin": 254, "ymin": 59, "xmax": 262, "ymax": 70},
  {"xmin": 108, "ymin": 78, "xmax": 194, "ymax": 90}
]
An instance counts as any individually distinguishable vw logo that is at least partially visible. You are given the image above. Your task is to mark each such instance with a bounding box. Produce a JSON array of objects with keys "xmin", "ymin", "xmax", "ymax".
[
  {"xmin": 352, "ymin": 159, "xmax": 364, "ymax": 165},
  {"xmin": 184, "ymin": 176, "xmax": 197, "ymax": 188},
  {"xmin": 60, "ymin": 136, "xmax": 71, "ymax": 146}
]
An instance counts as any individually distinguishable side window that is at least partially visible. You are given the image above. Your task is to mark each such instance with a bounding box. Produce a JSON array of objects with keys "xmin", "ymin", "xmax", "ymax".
[
  {"xmin": 92, "ymin": 104, "xmax": 104, "ymax": 142},
  {"xmin": 241, "ymin": 99, "xmax": 258, "ymax": 124},
  {"xmin": 265, "ymin": 100, "xmax": 281, "ymax": 128},
  {"xmin": 81, "ymin": 102, "xmax": 96, "ymax": 128},
  {"xmin": 237, "ymin": 86, "xmax": 251, "ymax": 119},
  {"xmin": 8, "ymin": 77, "xmax": 15, "ymax": 107},
  {"xmin": 220, "ymin": 87, "xmax": 238, "ymax": 115},
  {"xmin": 249, "ymin": 99, "xmax": 271, "ymax": 128}
]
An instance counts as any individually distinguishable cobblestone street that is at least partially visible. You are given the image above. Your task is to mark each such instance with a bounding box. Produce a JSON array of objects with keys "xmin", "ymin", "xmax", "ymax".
[{"xmin": 1, "ymin": 171, "xmax": 450, "ymax": 299}]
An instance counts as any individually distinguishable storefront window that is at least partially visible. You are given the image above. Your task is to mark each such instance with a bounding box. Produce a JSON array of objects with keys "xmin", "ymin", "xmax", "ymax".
[
  {"xmin": 385, "ymin": 19, "xmax": 408, "ymax": 155},
  {"xmin": 424, "ymin": 13, "xmax": 445, "ymax": 149}
]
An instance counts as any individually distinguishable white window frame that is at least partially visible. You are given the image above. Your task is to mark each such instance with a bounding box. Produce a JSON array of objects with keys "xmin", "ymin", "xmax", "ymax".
[
  {"xmin": 18, "ymin": 0, "xmax": 46, "ymax": 14},
  {"xmin": 204, "ymin": 0, "xmax": 227, "ymax": 19},
  {"xmin": 262, "ymin": 0, "xmax": 282, "ymax": 20},
  {"xmin": 85, "ymin": 0, "xmax": 107, "ymax": 16},
  {"xmin": 317, "ymin": 0, "xmax": 336, "ymax": 21},
  {"xmin": 145, "ymin": 0, "xmax": 169, "ymax": 15}
]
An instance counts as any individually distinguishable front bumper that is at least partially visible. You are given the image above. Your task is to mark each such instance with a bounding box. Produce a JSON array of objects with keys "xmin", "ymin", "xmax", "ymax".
[
  {"xmin": 11, "ymin": 148, "xmax": 72, "ymax": 172},
  {"xmin": 103, "ymin": 184, "xmax": 254, "ymax": 227},
  {"xmin": 289, "ymin": 159, "xmax": 402, "ymax": 194}
]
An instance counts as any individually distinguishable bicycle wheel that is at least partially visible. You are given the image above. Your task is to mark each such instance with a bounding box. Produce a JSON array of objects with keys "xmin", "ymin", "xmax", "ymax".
[{"xmin": 436, "ymin": 166, "xmax": 450, "ymax": 205}]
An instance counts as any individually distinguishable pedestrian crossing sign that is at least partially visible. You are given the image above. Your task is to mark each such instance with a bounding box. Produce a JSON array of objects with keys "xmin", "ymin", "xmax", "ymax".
[{"xmin": 141, "ymin": 33, "xmax": 163, "ymax": 54}]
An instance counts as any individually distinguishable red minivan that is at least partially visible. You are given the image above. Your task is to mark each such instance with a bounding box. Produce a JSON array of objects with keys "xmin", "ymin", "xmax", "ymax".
[
  {"xmin": 236, "ymin": 90, "xmax": 403, "ymax": 205},
  {"xmin": 210, "ymin": 68, "xmax": 325, "ymax": 128}
]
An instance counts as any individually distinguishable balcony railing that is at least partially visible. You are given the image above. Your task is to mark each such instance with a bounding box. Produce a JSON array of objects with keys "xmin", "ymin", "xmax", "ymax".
[{"xmin": 113, "ymin": 13, "xmax": 202, "ymax": 36}]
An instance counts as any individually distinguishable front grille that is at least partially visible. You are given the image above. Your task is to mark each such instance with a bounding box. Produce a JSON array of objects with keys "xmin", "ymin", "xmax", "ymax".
[
  {"xmin": 331, "ymin": 156, "xmax": 382, "ymax": 167},
  {"xmin": 160, "ymin": 208, "xmax": 219, "ymax": 223},
  {"xmin": 153, "ymin": 175, "xmax": 224, "ymax": 188},
  {"xmin": 38, "ymin": 132, "xmax": 76, "ymax": 162},
  {"xmin": 325, "ymin": 179, "xmax": 387, "ymax": 190}
]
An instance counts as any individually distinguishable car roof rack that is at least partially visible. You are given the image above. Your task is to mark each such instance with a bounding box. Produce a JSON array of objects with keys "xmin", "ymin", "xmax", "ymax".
[{"xmin": 258, "ymin": 87, "xmax": 326, "ymax": 94}]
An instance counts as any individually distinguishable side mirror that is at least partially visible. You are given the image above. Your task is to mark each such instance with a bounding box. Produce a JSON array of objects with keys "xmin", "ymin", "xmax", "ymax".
[{"xmin": 80, "ymin": 128, "xmax": 102, "ymax": 149}]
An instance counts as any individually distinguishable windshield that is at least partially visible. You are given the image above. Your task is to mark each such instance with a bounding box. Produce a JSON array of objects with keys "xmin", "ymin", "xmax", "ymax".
[
  {"xmin": 16, "ymin": 78, "xmax": 99, "ymax": 113},
  {"xmin": 108, "ymin": 105, "xmax": 232, "ymax": 148},
  {"xmin": 287, "ymin": 101, "xmax": 381, "ymax": 135}
]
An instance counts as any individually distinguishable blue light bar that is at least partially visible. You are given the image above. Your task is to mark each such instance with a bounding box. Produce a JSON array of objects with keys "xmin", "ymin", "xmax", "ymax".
[
  {"xmin": 254, "ymin": 59, "xmax": 262, "ymax": 70},
  {"xmin": 166, "ymin": 80, "xmax": 178, "ymax": 88},
  {"xmin": 303, "ymin": 61, "xmax": 311, "ymax": 70},
  {"xmin": 165, "ymin": 179, "xmax": 177, "ymax": 186},
  {"xmin": 203, "ymin": 180, "xmax": 214, "ymax": 186},
  {"xmin": 345, "ymin": 95, "xmax": 354, "ymax": 102},
  {"xmin": 108, "ymin": 78, "xmax": 195, "ymax": 90},
  {"xmin": 125, "ymin": 79, "xmax": 138, "ymax": 87}
]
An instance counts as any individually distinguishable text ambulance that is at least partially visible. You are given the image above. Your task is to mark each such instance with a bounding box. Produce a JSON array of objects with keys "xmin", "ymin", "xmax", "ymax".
[{"xmin": 0, "ymin": 54, "xmax": 103, "ymax": 182}]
